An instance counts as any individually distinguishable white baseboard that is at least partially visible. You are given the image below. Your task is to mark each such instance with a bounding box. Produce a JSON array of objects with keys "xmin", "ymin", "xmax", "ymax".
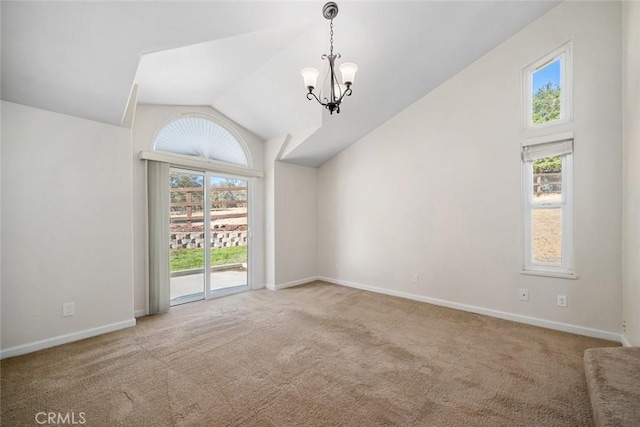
[
  {"xmin": 266, "ymin": 276, "xmax": 320, "ymax": 291},
  {"xmin": 621, "ymin": 334, "xmax": 633, "ymax": 347},
  {"xmin": 0, "ymin": 318, "xmax": 137, "ymax": 360},
  {"xmin": 319, "ymin": 276, "xmax": 622, "ymax": 343},
  {"xmin": 134, "ymin": 309, "xmax": 147, "ymax": 318}
]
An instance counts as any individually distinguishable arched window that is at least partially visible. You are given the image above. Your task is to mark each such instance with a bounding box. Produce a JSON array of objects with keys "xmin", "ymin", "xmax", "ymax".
[{"xmin": 154, "ymin": 117, "xmax": 248, "ymax": 167}]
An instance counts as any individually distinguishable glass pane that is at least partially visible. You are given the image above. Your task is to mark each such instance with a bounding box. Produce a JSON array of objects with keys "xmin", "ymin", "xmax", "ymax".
[
  {"xmin": 169, "ymin": 171, "xmax": 205, "ymax": 304},
  {"xmin": 210, "ymin": 176, "xmax": 248, "ymax": 291},
  {"xmin": 532, "ymin": 156, "xmax": 562, "ymax": 203},
  {"xmin": 532, "ymin": 57, "xmax": 561, "ymax": 125},
  {"xmin": 532, "ymin": 208, "xmax": 562, "ymax": 265}
]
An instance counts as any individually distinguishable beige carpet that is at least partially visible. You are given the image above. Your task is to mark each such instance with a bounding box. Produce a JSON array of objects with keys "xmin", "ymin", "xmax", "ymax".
[
  {"xmin": 584, "ymin": 347, "xmax": 640, "ymax": 426},
  {"xmin": 1, "ymin": 281, "xmax": 619, "ymax": 426}
]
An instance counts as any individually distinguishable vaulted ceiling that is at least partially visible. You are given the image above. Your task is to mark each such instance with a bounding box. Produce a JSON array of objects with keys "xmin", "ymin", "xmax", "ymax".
[{"xmin": 1, "ymin": 1, "xmax": 559, "ymax": 167}]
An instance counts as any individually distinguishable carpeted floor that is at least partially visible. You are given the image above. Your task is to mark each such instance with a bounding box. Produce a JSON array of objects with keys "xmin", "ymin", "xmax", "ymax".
[
  {"xmin": 584, "ymin": 347, "xmax": 640, "ymax": 426},
  {"xmin": 1, "ymin": 281, "xmax": 619, "ymax": 426}
]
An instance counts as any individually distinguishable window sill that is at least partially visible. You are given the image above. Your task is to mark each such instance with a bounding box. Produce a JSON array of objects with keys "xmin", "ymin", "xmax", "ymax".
[
  {"xmin": 521, "ymin": 270, "xmax": 577, "ymax": 280},
  {"xmin": 523, "ymin": 117, "xmax": 571, "ymax": 132}
]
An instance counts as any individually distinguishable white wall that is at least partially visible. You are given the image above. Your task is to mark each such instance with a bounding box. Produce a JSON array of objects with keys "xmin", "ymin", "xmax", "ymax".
[
  {"xmin": 273, "ymin": 161, "xmax": 317, "ymax": 287},
  {"xmin": 622, "ymin": 0, "xmax": 640, "ymax": 347},
  {"xmin": 264, "ymin": 135, "xmax": 285, "ymax": 288},
  {"xmin": 0, "ymin": 101, "xmax": 4, "ymax": 349},
  {"xmin": 1, "ymin": 101, "xmax": 135, "ymax": 356},
  {"xmin": 263, "ymin": 134, "xmax": 318, "ymax": 290},
  {"xmin": 318, "ymin": 1, "xmax": 622, "ymax": 338},
  {"xmin": 131, "ymin": 105, "xmax": 265, "ymax": 314}
]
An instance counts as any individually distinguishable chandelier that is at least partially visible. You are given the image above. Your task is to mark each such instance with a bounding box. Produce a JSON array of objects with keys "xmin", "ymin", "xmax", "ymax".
[{"xmin": 301, "ymin": 2, "xmax": 358, "ymax": 114}]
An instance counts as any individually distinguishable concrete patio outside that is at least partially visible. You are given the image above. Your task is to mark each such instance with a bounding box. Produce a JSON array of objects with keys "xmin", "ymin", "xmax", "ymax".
[{"xmin": 170, "ymin": 268, "xmax": 247, "ymax": 301}]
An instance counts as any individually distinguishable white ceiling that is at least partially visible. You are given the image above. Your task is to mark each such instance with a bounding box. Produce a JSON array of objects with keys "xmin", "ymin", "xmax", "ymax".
[{"xmin": 1, "ymin": 1, "xmax": 559, "ymax": 167}]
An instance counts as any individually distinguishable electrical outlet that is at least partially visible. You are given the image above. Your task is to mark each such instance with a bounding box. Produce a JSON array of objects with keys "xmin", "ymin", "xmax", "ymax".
[
  {"xmin": 63, "ymin": 302, "xmax": 75, "ymax": 317},
  {"xmin": 557, "ymin": 295, "xmax": 567, "ymax": 307},
  {"xmin": 412, "ymin": 274, "xmax": 419, "ymax": 284},
  {"xmin": 519, "ymin": 289, "xmax": 529, "ymax": 301}
]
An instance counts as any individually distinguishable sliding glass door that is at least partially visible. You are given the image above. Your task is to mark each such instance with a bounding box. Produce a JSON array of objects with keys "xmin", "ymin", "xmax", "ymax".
[
  {"xmin": 169, "ymin": 170, "xmax": 205, "ymax": 304},
  {"xmin": 169, "ymin": 168, "xmax": 249, "ymax": 306},
  {"xmin": 209, "ymin": 175, "xmax": 248, "ymax": 293}
]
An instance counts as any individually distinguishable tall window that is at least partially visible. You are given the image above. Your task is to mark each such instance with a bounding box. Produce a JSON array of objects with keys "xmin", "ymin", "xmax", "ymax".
[
  {"xmin": 522, "ymin": 135, "xmax": 574, "ymax": 276},
  {"xmin": 523, "ymin": 43, "xmax": 572, "ymax": 128}
]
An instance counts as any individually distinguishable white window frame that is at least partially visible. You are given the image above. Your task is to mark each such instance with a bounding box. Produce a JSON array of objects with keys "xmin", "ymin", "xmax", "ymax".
[
  {"xmin": 522, "ymin": 42, "xmax": 572, "ymax": 129},
  {"xmin": 521, "ymin": 132, "xmax": 575, "ymax": 278}
]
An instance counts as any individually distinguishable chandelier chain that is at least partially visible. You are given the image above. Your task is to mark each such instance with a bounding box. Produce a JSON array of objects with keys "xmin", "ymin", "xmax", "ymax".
[{"xmin": 329, "ymin": 19, "xmax": 334, "ymax": 56}]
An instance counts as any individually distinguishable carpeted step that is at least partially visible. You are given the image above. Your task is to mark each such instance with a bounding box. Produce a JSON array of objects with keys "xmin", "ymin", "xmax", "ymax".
[{"xmin": 584, "ymin": 347, "xmax": 640, "ymax": 426}]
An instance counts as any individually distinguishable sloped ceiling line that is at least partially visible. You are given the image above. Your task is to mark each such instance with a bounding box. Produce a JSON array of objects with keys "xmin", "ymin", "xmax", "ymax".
[{"xmin": 1, "ymin": 1, "xmax": 560, "ymax": 167}]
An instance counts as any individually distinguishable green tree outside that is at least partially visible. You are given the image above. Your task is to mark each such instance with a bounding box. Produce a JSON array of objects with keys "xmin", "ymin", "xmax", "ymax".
[
  {"xmin": 531, "ymin": 80, "xmax": 562, "ymax": 174},
  {"xmin": 532, "ymin": 82, "xmax": 561, "ymax": 125},
  {"xmin": 170, "ymin": 172, "xmax": 202, "ymax": 189},
  {"xmin": 533, "ymin": 156, "xmax": 561, "ymax": 173}
]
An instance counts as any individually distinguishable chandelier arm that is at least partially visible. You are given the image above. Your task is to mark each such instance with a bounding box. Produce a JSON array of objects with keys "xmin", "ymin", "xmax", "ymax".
[
  {"xmin": 306, "ymin": 91, "xmax": 327, "ymax": 106},
  {"xmin": 334, "ymin": 86, "xmax": 352, "ymax": 104},
  {"xmin": 328, "ymin": 55, "xmax": 337, "ymax": 103},
  {"xmin": 330, "ymin": 76, "xmax": 336, "ymax": 103}
]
